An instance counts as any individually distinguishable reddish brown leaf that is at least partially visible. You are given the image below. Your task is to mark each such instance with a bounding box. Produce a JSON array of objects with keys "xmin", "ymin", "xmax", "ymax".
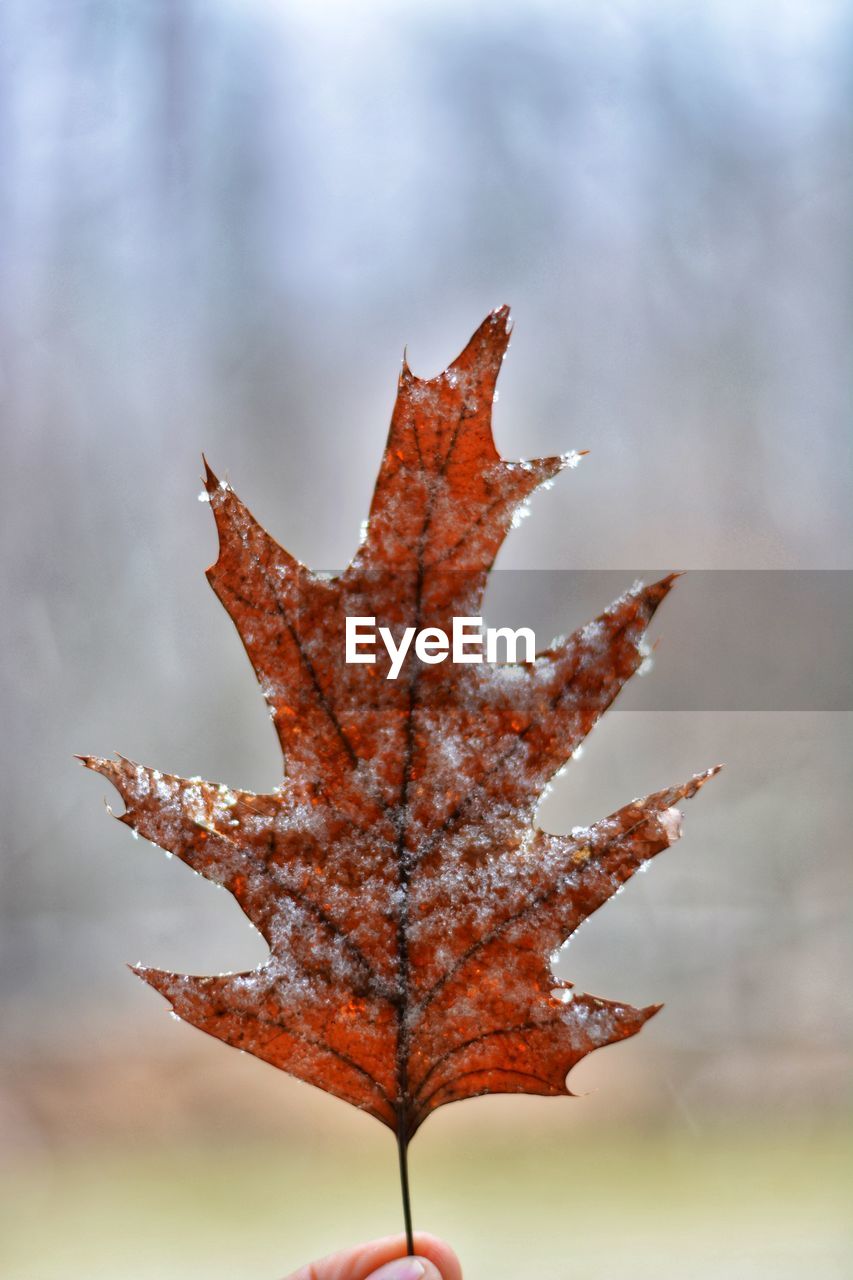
[{"xmin": 83, "ymin": 306, "xmax": 717, "ymax": 1156}]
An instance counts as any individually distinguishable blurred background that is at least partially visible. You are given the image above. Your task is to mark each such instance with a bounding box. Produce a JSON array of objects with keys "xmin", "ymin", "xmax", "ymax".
[{"xmin": 1, "ymin": 1, "xmax": 850, "ymax": 1276}]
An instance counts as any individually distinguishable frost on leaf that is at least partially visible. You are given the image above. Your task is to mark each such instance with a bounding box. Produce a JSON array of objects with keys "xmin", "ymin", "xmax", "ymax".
[{"xmin": 82, "ymin": 307, "xmax": 718, "ymax": 1142}]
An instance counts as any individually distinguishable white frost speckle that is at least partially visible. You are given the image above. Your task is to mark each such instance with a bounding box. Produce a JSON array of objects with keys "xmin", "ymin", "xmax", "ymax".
[
  {"xmin": 660, "ymin": 807, "xmax": 683, "ymax": 843},
  {"xmin": 510, "ymin": 500, "xmax": 532, "ymax": 529}
]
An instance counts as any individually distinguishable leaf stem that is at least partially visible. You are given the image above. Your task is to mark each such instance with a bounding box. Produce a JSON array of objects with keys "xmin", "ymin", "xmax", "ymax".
[{"xmin": 396, "ymin": 1126, "xmax": 415, "ymax": 1255}]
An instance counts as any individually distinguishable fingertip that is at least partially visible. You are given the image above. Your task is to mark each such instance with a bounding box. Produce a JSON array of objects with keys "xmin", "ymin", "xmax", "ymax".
[
  {"xmin": 283, "ymin": 1233, "xmax": 462, "ymax": 1280},
  {"xmin": 365, "ymin": 1257, "xmax": 442, "ymax": 1280},
  {"xmin": 411, "ymin": 1234, "xmax": 463, "ymax": 1280}
]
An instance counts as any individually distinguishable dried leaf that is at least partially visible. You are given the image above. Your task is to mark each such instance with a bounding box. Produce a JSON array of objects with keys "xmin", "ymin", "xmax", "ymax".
[{"xmin": 83, "ymin": 308, "xmax": 717, "ymax": 1236}]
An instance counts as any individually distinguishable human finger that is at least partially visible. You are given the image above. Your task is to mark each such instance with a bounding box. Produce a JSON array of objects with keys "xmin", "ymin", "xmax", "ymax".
[{"xmin": 285, "ymin": 1232, "xmax": 462, "ymax": 1280}]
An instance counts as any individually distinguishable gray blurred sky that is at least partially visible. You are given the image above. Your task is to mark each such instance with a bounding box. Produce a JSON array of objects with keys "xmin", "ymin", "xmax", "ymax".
[{"xmin": 1, "ymin": 0, "xmax": 851, "ymax": 1146}]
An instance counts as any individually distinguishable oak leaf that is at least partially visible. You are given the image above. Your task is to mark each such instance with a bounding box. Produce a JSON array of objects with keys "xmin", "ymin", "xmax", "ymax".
[{"xmin": 82, "ymin": 307, "xmax": 717, "ymax": 1242}]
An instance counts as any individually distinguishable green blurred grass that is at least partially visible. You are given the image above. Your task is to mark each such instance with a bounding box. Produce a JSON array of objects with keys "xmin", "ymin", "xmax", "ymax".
[{"xmin": 2, "ymin": 1122, "xmax": 850, "ymax": 1279}]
